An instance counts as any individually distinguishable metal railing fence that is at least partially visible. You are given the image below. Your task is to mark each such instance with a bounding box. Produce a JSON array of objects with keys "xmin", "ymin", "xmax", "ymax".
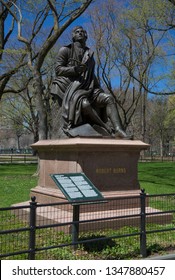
[
  {"xmin": 0, "ymin": 154, "xmax": 38, "ymax": 163},
  {"xmin": 0, "ymin": 190, "xmax": 175, "ymax": 260},
  {"xmin": 139, "ymin": 155, "xmax": 175, "ymax": 162},
  {"xmin": 0, "ymin": 153, "xmax": 175, "ymax": 164}
]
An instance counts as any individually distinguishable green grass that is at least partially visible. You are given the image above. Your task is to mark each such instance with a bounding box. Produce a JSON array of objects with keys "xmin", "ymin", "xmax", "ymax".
[
  {"xmin": 0, "ymin": 164, "xmax": 38, "ymax": 207},
  {"xmin": 0, "ymin": 162, "xmax": 175, "ymax": 208},
  {"xmin": 138, "ymin": 162, "xmax": 175, "ymax": 194},
  {"xmin": 0, "ymin": 162, "xmax": 175, "ymax": 259},
  {"xmin": 138, "ymin": 162, "xmax": 175, "ymax": 214},
  {"xmin": 1, "ymin": 225, "xmax": 175, "ymax": 260}
]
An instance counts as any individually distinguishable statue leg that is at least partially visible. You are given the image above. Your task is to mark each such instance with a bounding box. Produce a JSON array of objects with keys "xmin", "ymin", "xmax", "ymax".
[
  {"xmin": 95, "ymin": 94, "xmax": 131, "ymax": 139},
  {"xmin": 81, "ymin": 98, "xmax": 111, "ymax": 133},
  {"xmin": 106, "ymin": 102, "xmax": 129, "ymax": 138}
]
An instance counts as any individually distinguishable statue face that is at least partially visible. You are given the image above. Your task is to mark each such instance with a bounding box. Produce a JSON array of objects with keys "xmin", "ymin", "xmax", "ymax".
[{"xmin": 72, "ymin": 27, "xmax": 87, "ymax": 43}]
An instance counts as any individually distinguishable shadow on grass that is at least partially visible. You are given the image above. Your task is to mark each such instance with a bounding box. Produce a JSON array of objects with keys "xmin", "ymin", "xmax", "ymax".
[{"xmin": 79, "ymin": 234, "xmax": 116, "ymax": 252}]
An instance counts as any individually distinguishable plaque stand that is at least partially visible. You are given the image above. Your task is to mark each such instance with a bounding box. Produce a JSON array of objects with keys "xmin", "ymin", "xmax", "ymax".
[{"xmin": 50, "ymin": 172, "xmax": 106, "ymax": 246}]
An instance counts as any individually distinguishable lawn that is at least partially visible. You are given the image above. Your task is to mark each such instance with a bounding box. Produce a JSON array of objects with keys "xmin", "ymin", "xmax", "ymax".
[
  {"xmin": 138, "ymin": 162, "xmax": 175, "ymax": 194},
  {"xmin": 0, "ymin": 162, "xmax": 175, "ymax": 207},
  {"xmin": 0, "ymin": 162, "xmax": 175, "ymax": 259},
  {"xmin": 0, "ymin": 164, "xmax": 38, "ymax": 207}
]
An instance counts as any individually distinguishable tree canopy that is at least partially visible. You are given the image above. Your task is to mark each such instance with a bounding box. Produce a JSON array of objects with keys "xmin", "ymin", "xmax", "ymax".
[{"xmin": 0, "ymin": 0, "xmax": 175, "ymax": 151}]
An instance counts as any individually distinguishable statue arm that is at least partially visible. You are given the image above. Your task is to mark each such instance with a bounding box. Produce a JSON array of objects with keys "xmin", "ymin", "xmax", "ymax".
[{"xmin": 55, "ymin": 47, "xmax": 78, "ymax": 77}]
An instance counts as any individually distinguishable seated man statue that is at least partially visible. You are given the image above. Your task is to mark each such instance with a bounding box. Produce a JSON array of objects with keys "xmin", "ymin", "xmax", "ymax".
[{"xmin": 51, "ymin": 26, "xmax": 130, "ymax": 138}]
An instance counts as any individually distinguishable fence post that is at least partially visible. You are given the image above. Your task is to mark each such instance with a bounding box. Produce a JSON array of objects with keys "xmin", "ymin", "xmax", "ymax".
[
  {"xmin": 28, "ymin": 196, "xmax": 37, "ymax": 260},
  {"xmin": 72, "ymin": 204, "xmax": 80, "ymax": 250},
  {"xmin": 140, "ymin": 189, "xmax": 147, "ymax": 258}
]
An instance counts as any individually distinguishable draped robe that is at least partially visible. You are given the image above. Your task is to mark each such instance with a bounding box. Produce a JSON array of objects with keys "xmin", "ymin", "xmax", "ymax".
[{"xmin": 51, "ymin": 43, "xmax": 103, "ymax": 128}]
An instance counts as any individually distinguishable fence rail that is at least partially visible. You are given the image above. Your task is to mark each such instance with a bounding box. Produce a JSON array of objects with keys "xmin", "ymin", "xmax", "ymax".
[
  {"xmin": 139, "ymin": 155, "xmax": 175, "ymax": 162},
  {"xmin": 0, "ymin": 190, "xmax": 175, "ymax": 260},
  {"xmin": 0, "ymin": 154, "xmax": 175, "ymax": 164},
  {"xmin": 0, "ymin": 154, "xmax": 38, "ymax": 163}
]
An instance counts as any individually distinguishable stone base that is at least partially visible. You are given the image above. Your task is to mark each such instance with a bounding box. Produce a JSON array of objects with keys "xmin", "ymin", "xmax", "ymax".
[
  {"xmin": 31, "ymin": 138, "xmax": 149, "ymax": 193},
  {"xmin": 29, "ymin": 138, "xmax": 151, "ymax": 228},
  {"xmin": 12, "ymin": 201, "xmax": 173, "ymax": 234},
  {"xmin": 30, "ymin": 187, "xmax": 147, "ymax": 212}
]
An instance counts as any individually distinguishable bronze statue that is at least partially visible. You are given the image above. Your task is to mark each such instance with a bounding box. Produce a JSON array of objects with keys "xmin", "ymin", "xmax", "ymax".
[{"xmin": 51, "ymin": 26, "xmax": 130, "ymax": 138}]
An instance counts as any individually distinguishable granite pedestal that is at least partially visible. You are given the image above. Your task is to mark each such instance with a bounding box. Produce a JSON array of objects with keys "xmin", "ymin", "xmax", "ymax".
[
  {"xmin": 29, "ymin": 138, "xmax": 150, "ymax": 214},
  {"xmin": 30, "ymin": 138, "xmax": 149, "ymax": 205}
]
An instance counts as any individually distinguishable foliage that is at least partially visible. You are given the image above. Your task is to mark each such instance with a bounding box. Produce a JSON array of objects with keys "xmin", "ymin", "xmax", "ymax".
[
  {"xmin": 145, "ymin": 97, "xmax": 174, "ymax": 156},
  {"xmin": 165, "ymin": 95, "xmax": 175, "ymax": 130}
]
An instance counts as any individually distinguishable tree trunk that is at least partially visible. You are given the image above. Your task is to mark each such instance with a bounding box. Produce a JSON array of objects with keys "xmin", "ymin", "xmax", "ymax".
[
  {"xmin": 17, "ymin": 135, "xmax": 20, "ymax": 150},
  {"xmin": 141, "ymin": 89, "xmax": 147, "ymax": 143},
  {"xmin": 0, "ymin": 4, "xmax": 4, "ymax": 60},
  {"xmin": 160, "ymin": 137, "xmax": 163, "ymax": 158},
  {"xmin": 33, "ymin": 70, "xmax": 48, "ymax": 140}
]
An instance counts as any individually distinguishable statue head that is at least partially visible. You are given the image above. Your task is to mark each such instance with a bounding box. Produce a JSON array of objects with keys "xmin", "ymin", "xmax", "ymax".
[{"xmin": 72, "ymin": 26, "xmax": 88, "ymax": 43}]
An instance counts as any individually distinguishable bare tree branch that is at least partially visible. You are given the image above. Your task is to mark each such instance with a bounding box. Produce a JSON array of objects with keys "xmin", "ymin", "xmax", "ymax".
[
  {"xmin": 36, "ymin": 0, "xmax": 93, "ymax": 70},
  {"xmin": 168, "ymin": 0, "xmax": 175, "ymax": 6}
]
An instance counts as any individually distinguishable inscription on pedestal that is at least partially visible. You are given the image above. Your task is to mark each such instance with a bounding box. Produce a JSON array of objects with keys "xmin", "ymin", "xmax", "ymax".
[{"xmin": 96, "ymin": 167, "xmax": 127, "ymax": 174}]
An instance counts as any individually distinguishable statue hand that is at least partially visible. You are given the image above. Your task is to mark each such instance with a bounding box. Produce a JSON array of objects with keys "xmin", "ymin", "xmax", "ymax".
[{"xmin": 75, "ymin": 64, "xmax": 87, "ymax": 74}]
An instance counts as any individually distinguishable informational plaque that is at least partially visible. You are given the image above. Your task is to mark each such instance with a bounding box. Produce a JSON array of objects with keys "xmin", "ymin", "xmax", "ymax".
[{"xmin": 50, "ymin": 173, "xmax": 105, "ymax": 204}]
